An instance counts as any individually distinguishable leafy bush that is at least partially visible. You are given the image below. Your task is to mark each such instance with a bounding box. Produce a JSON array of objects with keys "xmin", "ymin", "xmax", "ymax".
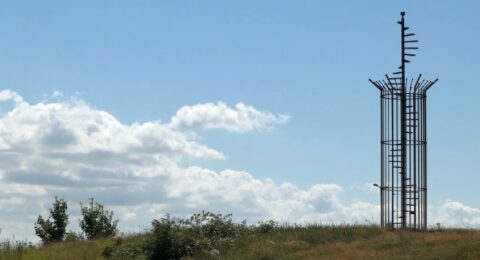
[
  {"xmin": 64, "ymin": 230, "xmax": 84, "ymax": 242},
  {"xmin": 146, "ymin": 211, "xmax": 245, "ymax": 259},
  {"xmin": 34, "ymin": 196, "xmax": 69, "ymax": 244},
  {"xmin": 144, "ymin": 215, "xmax": 186, "ymax": 259},
  {"xmin": 103, "ymin": 237, "xmax": 149, "ymax": 260},
  {"xmin": 257, "ymin": 220, "xmax": 279, "ymax": 234},
  {"xmin": 79, "ymin": 199, "xmax": 118, "ymax": 239},
  {"xmin": 104, "ymin": 211, "xmax": 258, "ymax": 260}
]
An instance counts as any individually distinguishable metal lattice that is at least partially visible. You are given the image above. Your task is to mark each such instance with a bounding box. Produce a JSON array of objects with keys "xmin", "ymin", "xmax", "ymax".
[{"xmin": 369, "ymin": 12, "xmax": 437, "ymax": 230}]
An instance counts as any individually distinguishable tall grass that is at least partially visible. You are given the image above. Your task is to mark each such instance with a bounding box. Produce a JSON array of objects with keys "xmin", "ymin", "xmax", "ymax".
[
  {"xmin": 0, "ymin": 236, "xmax": 114, "ymax": 260},
  {"xmin": 0, "ymin": 237, "xmax": 34, "ymax": 260},
  {"xmin": 3, "ymin": 214, "xmax": 480, "ymax": 259}
]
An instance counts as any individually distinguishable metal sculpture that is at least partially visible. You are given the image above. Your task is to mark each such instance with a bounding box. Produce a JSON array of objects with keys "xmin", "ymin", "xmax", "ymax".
[{"xmin": 369, "ymin": 12, "xmax": 437, "ymax": 230}]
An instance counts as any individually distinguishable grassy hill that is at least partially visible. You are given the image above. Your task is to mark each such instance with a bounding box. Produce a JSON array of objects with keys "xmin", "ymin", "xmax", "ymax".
[{"xmin": 2, "ymin": 225, "xmax": 480, "ymax": 259}]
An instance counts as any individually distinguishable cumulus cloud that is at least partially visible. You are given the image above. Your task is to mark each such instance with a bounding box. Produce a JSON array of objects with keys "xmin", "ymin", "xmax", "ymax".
[
  {"xmin": 432, "ymin": 200, "xmax": 480, "ymax": 228},
  {"xmin": 0, "ymin": 97, "xmax": 224, "ymax": 161},
  {"xmin": 0, "ymin": 89, "xmax": 372, "ymax": 241},
  {"xmin": 1, "ymin": 89, "xmax": 477, "ymax": 242},
  {"xmin": 170, "ymin": 102, "xmax": 289, "ymax": 133}
]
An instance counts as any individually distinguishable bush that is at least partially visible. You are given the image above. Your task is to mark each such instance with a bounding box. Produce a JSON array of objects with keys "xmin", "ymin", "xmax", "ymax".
[
  {"xmin": 64, "ymin": 230, "xmax": 84, "ymax": 242},
  {"xmin": 145, "ymin": 211, "xmax": 255, "ymax": 259},
  {"xmin": 105, "ymin": 211, "xmax": 252, "ymax": 260},
  {"xmin": 145, "ymin": 215, "xmax": 186, "ymax": 259},
  {"xmin": 79, "ymin": 199, "xmax": 118, "ymax": 239},
  {"xmin": 257, "ymin": 220, "xmax": 279, "ymax": 234},
  {"xmin": 34, "ymin": 196, "xmax": 69, "ymax": 244},
  {"xmin": 103, "ymin": 237, "xmax": 149, "ymax": 260}
]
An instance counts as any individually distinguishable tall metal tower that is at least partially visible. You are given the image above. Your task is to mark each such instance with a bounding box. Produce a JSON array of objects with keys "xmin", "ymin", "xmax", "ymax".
[{"xmin": 369, "ymin": 12, "xmax": 437, "ymax": 230}]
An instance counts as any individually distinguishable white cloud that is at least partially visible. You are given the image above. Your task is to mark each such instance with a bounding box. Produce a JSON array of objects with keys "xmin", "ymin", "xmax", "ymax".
[
  {"xmin": 432, "ymin": 200, "xmax": 480, "ymax": 228},
  {"xmin": 0, "ymin": 96, "xmax": 224, "ymax": 161},
  {"xmin": 1, "ymin": 90, "xmax": 477, "ymax": 242},
  {"xmin": 170, "ymin": 102, "xmax": 289, "ymax": 133},
  {"xmin": 0, "ymin": 89, "xmax": 23, "ymax": 104},
  {"xmin": 0, "ymin": 90, "xmax": 296, "ymax": 240},
  {"xmin": 163, "ymin": 167, "xmax": 376, "ymax": 223},
  {"xmin": 0, "ymin": 90, "xmax": 374, "ymax": 242}
]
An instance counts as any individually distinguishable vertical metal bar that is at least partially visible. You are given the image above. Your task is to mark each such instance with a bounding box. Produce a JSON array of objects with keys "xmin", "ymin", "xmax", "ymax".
[
  {"xmin": 391, "ymin": 92, "xmax": 395, "ymax": 227},
  {"xmin": 380, "ymin": 92, "xmax": 384, "ymax": 227},
  {"xmin": 413, "ymin": 93, "xmax": 417, "ymax": 229},
  {"xmin": 408, "ymin": 93, "xmax": 411, "ymax": 227},
  {"xmin": 420, "ymin": 94, "xmax": 424, "ymax": 229},
  {"xmin": 400, "ymin": 12, "xmax": 407, "ymax": 228},
  {"xmin": 387, "ymin": 94, "xmax": 390, "ymax": 227},
  {"xmin": 423, "ymin": 94, "xmax": 428, "ymax": 230}
]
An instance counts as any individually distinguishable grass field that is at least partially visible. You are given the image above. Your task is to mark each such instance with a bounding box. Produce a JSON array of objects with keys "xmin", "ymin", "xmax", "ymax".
[{"xmin": 2, "ymin": 225, "xmax": 480, "ymax": 259}]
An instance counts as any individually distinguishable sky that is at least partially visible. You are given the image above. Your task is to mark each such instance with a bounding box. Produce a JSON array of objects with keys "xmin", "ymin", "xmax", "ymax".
[{"xmin": 1, "ymin": 0, "xmax": 480, "ymax": 241}]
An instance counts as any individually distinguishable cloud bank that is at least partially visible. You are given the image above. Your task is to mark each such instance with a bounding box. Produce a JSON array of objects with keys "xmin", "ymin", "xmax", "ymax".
[{"xmin": 0, "ymin": 90, "xmax": 475, "ymax": 241}]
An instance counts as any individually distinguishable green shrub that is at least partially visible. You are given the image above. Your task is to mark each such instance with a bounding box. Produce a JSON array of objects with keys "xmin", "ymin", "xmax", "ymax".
[
  {"xmin": 146, "ymin": 215, "xmax": 187, "ymax": 259},
  {"xmin": 257, "ymin": 220, "xmax": 279, "ymax": 234},
  {"xmin": 64, "ymin": 230, "xmax": 84, "ymax": 242},
  {"xmin": 104, "ymin": 211, "xmax": 254, "ymax": 260},
  {"xmin": 103, "ymin": 237, "xmax": 149, "ymax": 260},
  {"xmin": 145, "ymin": 211, "xmax": 245, "ymax": 258}
]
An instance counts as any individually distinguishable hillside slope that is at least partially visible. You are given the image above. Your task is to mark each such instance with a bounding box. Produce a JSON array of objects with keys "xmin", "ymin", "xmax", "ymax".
[{"xmin": 2, "ymin": 226, "xmax": 480, "ymax": 259}]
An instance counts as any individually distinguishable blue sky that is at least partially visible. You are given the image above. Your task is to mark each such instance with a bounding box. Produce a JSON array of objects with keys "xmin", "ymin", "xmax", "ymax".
[{"xmin": 0, "ymin": 1, "xmax": 479, "ymax": 240}]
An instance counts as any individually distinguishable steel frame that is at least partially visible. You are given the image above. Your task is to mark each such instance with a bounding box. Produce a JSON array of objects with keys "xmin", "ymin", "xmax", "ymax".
[{"xmin": 369, "ymin": 12, "xmax": 437, "ymax": 230}]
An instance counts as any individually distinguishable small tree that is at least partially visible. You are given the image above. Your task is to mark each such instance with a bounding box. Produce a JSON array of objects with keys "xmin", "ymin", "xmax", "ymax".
[
  {"xmin": 34, "ymin": 196, "xmax": 69, "ymax": 244},
  {"xmin": 79, "ymin": 198, "xmax": 118, "ymax": 239}
]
